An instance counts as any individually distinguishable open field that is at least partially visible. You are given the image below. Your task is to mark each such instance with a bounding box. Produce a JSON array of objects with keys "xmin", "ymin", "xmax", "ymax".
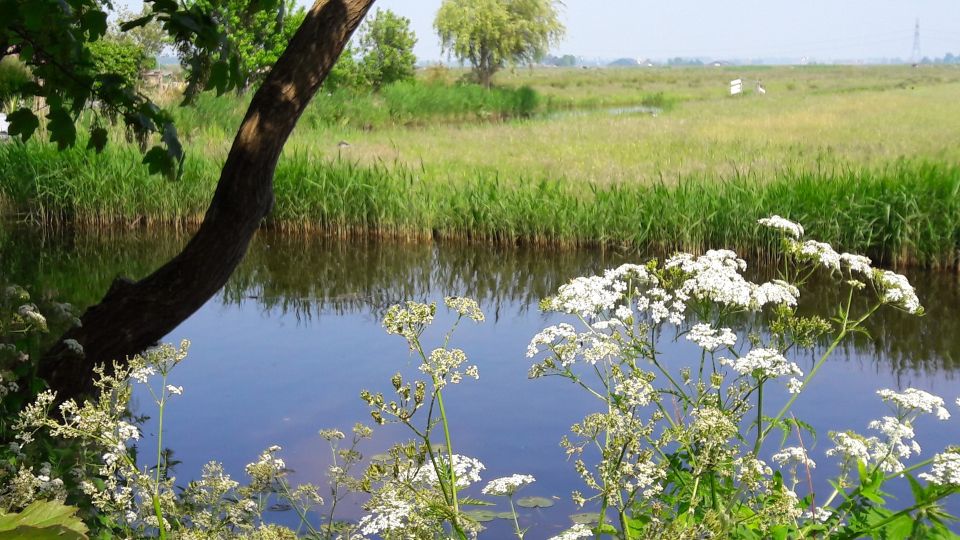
[{"xmin": 2, "ymin": 65, "xmax": 960, "ymax": 266}]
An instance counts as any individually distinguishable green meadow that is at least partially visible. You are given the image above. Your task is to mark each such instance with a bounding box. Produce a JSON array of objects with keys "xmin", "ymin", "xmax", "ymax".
[{"xmin": 2, "ymin": 65, "xmax": 959, "ymax": 267}]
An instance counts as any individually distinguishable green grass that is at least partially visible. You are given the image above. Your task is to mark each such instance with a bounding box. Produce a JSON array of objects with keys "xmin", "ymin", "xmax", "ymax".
[{"xmin": 2, "ymin": 140, "xmax": 958, "ymax": 268}]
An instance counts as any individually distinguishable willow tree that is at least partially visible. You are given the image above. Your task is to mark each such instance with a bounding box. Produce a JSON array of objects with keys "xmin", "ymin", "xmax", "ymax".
[
  {"xmin": 1, "ymin": 0, "xmax": 376, "ymax": 397},
  {"xmin": 434, "ymin": 0, "xmax": 564, "ymax": 87}
]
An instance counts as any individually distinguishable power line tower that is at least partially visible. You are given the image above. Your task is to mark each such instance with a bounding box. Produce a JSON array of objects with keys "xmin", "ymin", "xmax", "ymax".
[{"xmin": 911, "ymin": 18, "xmax": 922, "ymax": 64}]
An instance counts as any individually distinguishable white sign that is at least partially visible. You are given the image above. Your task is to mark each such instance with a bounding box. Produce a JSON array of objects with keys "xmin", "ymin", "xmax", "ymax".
[
  {"xmin": 0, "ymin": 113, "xmax": 8, "ymax": 134},
  {"xmin": 730, "ymin": 79, "xmax": 743, "ymax": 95}
]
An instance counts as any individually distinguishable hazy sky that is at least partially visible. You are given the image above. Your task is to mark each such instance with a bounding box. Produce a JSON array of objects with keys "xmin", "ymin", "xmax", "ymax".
[{"xmin": 123, "ymin": 0, "xmax": 960, "ymax": 61}]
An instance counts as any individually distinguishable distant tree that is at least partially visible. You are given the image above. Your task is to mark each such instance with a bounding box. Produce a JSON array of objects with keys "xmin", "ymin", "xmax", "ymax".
[
  {"xmin": 115, "ymin": 5, "xmax": 170, "ymax": 61},
  {"xmin": 176, "ymin": 0, "xmax": 307, "ymax": 97},
  {"xmin": 434, "ymin": 0, "xmax": 564, "ymax": 87},
  {"xmin": 357, "ymin": 8, "xmax": 417, "ymax": 89},
  {"xmin": 88, "ymin": 39, "xmax": 152, "ymax": 88}
]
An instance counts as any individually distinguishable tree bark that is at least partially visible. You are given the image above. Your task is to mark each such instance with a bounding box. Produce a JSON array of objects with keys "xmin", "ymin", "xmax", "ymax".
[{"xmin": 39, "ymin": 0, "xmax": 375, "ymax": 400}]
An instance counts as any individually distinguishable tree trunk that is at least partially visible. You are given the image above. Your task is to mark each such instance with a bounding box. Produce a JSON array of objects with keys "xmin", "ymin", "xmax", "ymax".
[{"xmin": 39, "ymin": 0, "xmax": 375, "ymax": 400}]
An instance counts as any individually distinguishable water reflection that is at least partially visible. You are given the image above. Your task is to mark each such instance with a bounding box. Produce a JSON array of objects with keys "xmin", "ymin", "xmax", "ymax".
[{"xmin": 3, "ymin": 224, "xmax": 957, "ymax": 376}]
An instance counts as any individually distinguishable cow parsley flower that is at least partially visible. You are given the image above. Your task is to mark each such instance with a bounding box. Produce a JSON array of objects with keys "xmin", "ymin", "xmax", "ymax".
[
  {"xmin": 919, "ymin": 451, "xmax": 960, "ymax": 486},
  {"xmin": 877, "ymin": 388, "xmax": 950, "ymax": 420},
  {"xmin": 720, "ymin": 348, "xmax": 802, "ymax": 380},
  {"xmin": 548, "ymin": 523, "xmax": 593, "ymax": 540},
  {"xmin": 547, "ymin": 275, "xmax": 623, "ymax": 319},
  {"xmin": 875, "ymin": 270, "xmax": 922, "ymax": 314},
  {"xmin": 686, "ymin": 323, "xmax": 737, "ymax": 351},
  {"xmin": 444, "ymin": 296, "xmax": 484, "ymax": 322},
  {"xmin": 772, "ymin": 446, "xmax": 816, "ymax": 470},
  {"xmin": 840, "ymin": 253, "xmax": 872, "ymax": 275},
  {"xmin": 827, "ymin": 432, "xmax": 872, "ymax": 463},
  {"xmin": 791, "ymin": 240, "xmax": 841, "ymax": 272},
  {"xmin": 758, "ymin": 215, "xmax": 804, "ymax": 238},
  {"xmin": 526, "ymin": 323, "xmax": 577, "ymax": 359},
  {"xmin": 482, "ymin": 474, "xmax": 535, "ymax": 496}
]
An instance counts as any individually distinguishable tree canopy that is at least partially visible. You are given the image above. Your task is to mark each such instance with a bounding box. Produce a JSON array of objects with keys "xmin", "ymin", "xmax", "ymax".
[
  {"xmin": 434, "ymin": 0, "xmax": 564, "ymax": 87},
  {"xmin": 357, "ymin": 8, "xmax": 417, "ymax": 89}
]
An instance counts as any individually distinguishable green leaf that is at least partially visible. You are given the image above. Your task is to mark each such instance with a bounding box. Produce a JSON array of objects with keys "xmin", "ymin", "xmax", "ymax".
[
  {"xmin": 119, "ymin": 14, "xmax": 154, "ymax": 32},
  {"xmin": 6, "ymin": 108, "xmax": 39, "ymax": 141},
  {"xmin": 87, "ymin": 127, "xmax": 108, "ymax": 153},
  {"xmin": 0, "ymin": 500, "xmax": 89, "ymax": 539},
  {"xmin": 47, "ymin": 107, "xmax": 77, "ymax": 150},
  {"xmin": 463, "ymin": 509, "xmax": 497, "ymax": 522},
  {"xmin": 142, "ymin": 146, "xmax": 173, "ymax": 177},
  {"xmin": 81, "ymin": 10, "xmax": 108, "ymax": 40},
  {"xmin": 516, "ymin": 496, "xmax": 554, "ymax": 508},
  {"xmin": 209, "ymin": 60, "xmax": 230, "ymax": 95}
]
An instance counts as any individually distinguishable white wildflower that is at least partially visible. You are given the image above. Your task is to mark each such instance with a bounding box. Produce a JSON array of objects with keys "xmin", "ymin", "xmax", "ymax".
[
  {"xmin": 526, "ymin": 323, "xmax": 577, "ymax": 359},
  {"xmin": 413, "ymin": 454, "xmax": 485, "ymax": 488},
  {"xmin": 548, "ymin": 523, "xmax": 593, "ymax": 540},
  {"xmin": 165, "ymin": 385, "xmax": 184, "ymax": 396},
  {"xmin": 787, "ymin": 377, "xmax": 803, "ymax": 394},
  {"xmin": 482, "ymin": 474, "xmax": 535, "ymax": 496},
  {"xmin": 802, "ymin": 507, "xmax": 834, "ymax": 523},
  {"xmin": 919, "ymin": 451, "xmax": 960, "ymax": 486},
  {"xmin": 840, "ymin": 253, "xmax": 872, "ymax": 275},
  {"xmin": 875, "ymin": 270, "xmax": 922, "ymax": 314},
  {"xmin": 720, "ymin": 348, "xmax": 803, "ymax": 380},
  {"xmin": 772, "ymin": 446, "xmax": 816, "ymax": 470},
  {"xmin": 826, "ymin": 432, "xmax": 871, "ymax": 463},
  {"xmin": 129, "ymin": 365, "xmax": 156, "ymax": 384},
  {"xmin": 444, "ymin": 296, "xmax": 484, "ymax": 322},
  {"xmin": 686, "ymin": 323, "xmax": 737, "ymax": 351},
  {"xmin": 758, "ymin": 215, "xmax": 804, "ymax": 238},
  {"xmin": 877, "ymin": 388, "xmax": 950, "ymax": 420},
  {"xmin": 547, "ymin": 275, "xmax": 623, "ymax": 319},
  {"xmin": 791, "ymin": 239, "xmax": 841, "ymax": 272}
]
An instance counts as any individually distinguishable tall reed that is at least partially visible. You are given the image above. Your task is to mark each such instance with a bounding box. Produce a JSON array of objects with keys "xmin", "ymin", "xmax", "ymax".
[{"xmin": 1, "ymin": 142, "xmax": 958, "ymax": 269}]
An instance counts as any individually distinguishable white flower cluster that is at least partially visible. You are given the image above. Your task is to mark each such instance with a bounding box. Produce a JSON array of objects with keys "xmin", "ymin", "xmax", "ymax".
[
  {"xmin": 444, "ymin": 296, "xmax": 485, "ymax": 322},
  {"xmin": 919, "ymin": 451, "xmax": 960, "ymax": 486},
  {"xmin": 245, "ymin": 445, "xmax": 286, "ymax": 490},
  {"xmin": 686, "ymin": 323, "xmax": 737, "ymax": 352},
  {"xmin": 867, "ymin": 416, "xmax": 921, "ymax": 473},
  {"xmin": 526, "ymin": 323, "xmax": 577, "ymax": 360},
  {"xmin": 789, "ymin": 240, "xmax": 841, "ymax": 272},
  {"xmin": 826, "ymin": 432, "xmax": 871, "ymax": 463},
  {"xmin": 413, "ymin": 454, "xmax": 485, "ymax": 489},
  {"xmin": 876, "ymin": 270, "xmax": 922, "ymax": 314},
  {"xmin": 772, "ymin": 446, "xmax": 816, "ymax": 470},
  {"xmin": 758, "ymin": 215, "xmax": 804, "ymax": 238},
  {"xmin": 877, "ymin": 388, "xmax": 950, "ymax": 420},
  {"xmin": 548, "ymin": 523, "xmax": 593, "ymax": 540},
  {"xmin": 481, "ymin": 474, "xmax": 535, "ymax": 496},
  {"xmin": 720, "ymin": 348, "xmax": 803, "ymax": 380},
  {"xmin": 422, "ymin": 348, "xmax": 478, "ymax": 389},
  {"xmin": 358, "ymin": 486, "xmax": 415, "ymax": 536},
  {"xmin": 667, "ymin": 251, "xmax": 799, "ymax": 310},
  {"xmin": 840, "ymin": 253, "xmax": 873, "ymax": 275}
]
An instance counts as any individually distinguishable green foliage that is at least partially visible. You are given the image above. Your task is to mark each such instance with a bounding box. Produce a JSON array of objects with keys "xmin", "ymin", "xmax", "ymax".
[
  {"xmin": 87, "ymin": 39, "xmax": 149, "ymax": 90},
  {"xmin": 115, "ymin": 5, "xmax": 169, "ymax": 60},
  {"xmin": 0, "ymin": 500, "xmax": 89, "ymax": 540},
  {"xmin": 0, "ymin": 0, "xmax": 286, "ymax": 176},
  {"xmin": 176, "ymin": 0, "xmax": 306, "ymax": 96},
  {"xmin": 0, "ymin": 56, "xmax": 31, "ymax": 106},
  {"xmin": 434, "ymin": 0, "xmax": 565, "ymax": 86},
  {"xmin": 356, "ymin": 8, "xmax": 417, "ymax": 89}
]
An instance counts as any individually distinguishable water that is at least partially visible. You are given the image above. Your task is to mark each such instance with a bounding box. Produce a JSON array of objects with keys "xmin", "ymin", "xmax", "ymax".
[{"xmin": 3, "ymin": 225, "xmax": 959, "ymax": 537}]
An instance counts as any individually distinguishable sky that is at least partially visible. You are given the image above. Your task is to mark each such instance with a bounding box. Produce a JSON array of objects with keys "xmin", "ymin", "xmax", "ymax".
[{"xmin": 123, "ymin": 0, "xmax": 960, "ymax": 62}]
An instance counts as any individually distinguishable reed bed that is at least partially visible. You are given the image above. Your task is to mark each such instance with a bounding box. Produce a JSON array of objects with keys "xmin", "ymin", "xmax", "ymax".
[{"xmin": 2, "ymin": 141, "xmax": 958, "ymax": 269}]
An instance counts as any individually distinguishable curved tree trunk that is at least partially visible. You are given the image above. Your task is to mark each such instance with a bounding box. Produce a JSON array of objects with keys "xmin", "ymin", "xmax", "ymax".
[{"xmin": 39, "ymin": 0, "xmax": 375, "ymax": 400}]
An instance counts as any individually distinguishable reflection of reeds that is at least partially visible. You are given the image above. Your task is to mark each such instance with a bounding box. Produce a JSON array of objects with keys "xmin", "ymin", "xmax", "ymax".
[
  {"xmin": 2, "ymin": 226, "xmax": 958, "ymax": 376},
  {"xmin": 3, "ymin": 142, "xmax": 959, "ymax": 268}
]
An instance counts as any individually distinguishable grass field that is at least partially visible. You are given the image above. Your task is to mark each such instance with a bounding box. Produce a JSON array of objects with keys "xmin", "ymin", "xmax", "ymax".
[{"xmin": 2, "ymin": 65, "xmax": 959, "ymax": 267}]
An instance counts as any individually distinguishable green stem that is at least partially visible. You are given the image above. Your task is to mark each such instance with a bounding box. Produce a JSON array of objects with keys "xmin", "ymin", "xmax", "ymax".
[
  {"xmin": 435, "ymin": 387, "xmax": 465, "ymax": 538},
  {"xmin": 509, "ymin": 495, "xmax": 524, "ymax": 540},
  {"xmin": 154, "ymin": 381, "xmax": 167, "ymax": 539}
]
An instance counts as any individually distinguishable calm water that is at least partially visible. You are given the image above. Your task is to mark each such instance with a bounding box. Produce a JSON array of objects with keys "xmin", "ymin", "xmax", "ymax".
[{"xmin": 3, "ymin": 225, "xmax": 959, "ymax": 537}]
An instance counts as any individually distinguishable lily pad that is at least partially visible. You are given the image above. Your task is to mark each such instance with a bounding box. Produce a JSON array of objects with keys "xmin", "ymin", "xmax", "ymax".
[
  {"xmin": 495, "ymin": 511, "xmax": 516, "ymax": 520},
  {"xmin": 569, "ymin": 512, "xmax": 600, "ymax": 524},
  {"xmin": 464, "ymin": 509, "xmax": 498, "ymax": 522},
  {"xmin": 516, "ymin": 496, "xmax": 554, "ymax": 508}
]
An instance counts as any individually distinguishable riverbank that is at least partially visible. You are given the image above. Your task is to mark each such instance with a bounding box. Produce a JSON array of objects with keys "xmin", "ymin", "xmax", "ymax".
[{"xmin": 1, "ymin": 141, "xmax": 958, "ymax": 269}]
